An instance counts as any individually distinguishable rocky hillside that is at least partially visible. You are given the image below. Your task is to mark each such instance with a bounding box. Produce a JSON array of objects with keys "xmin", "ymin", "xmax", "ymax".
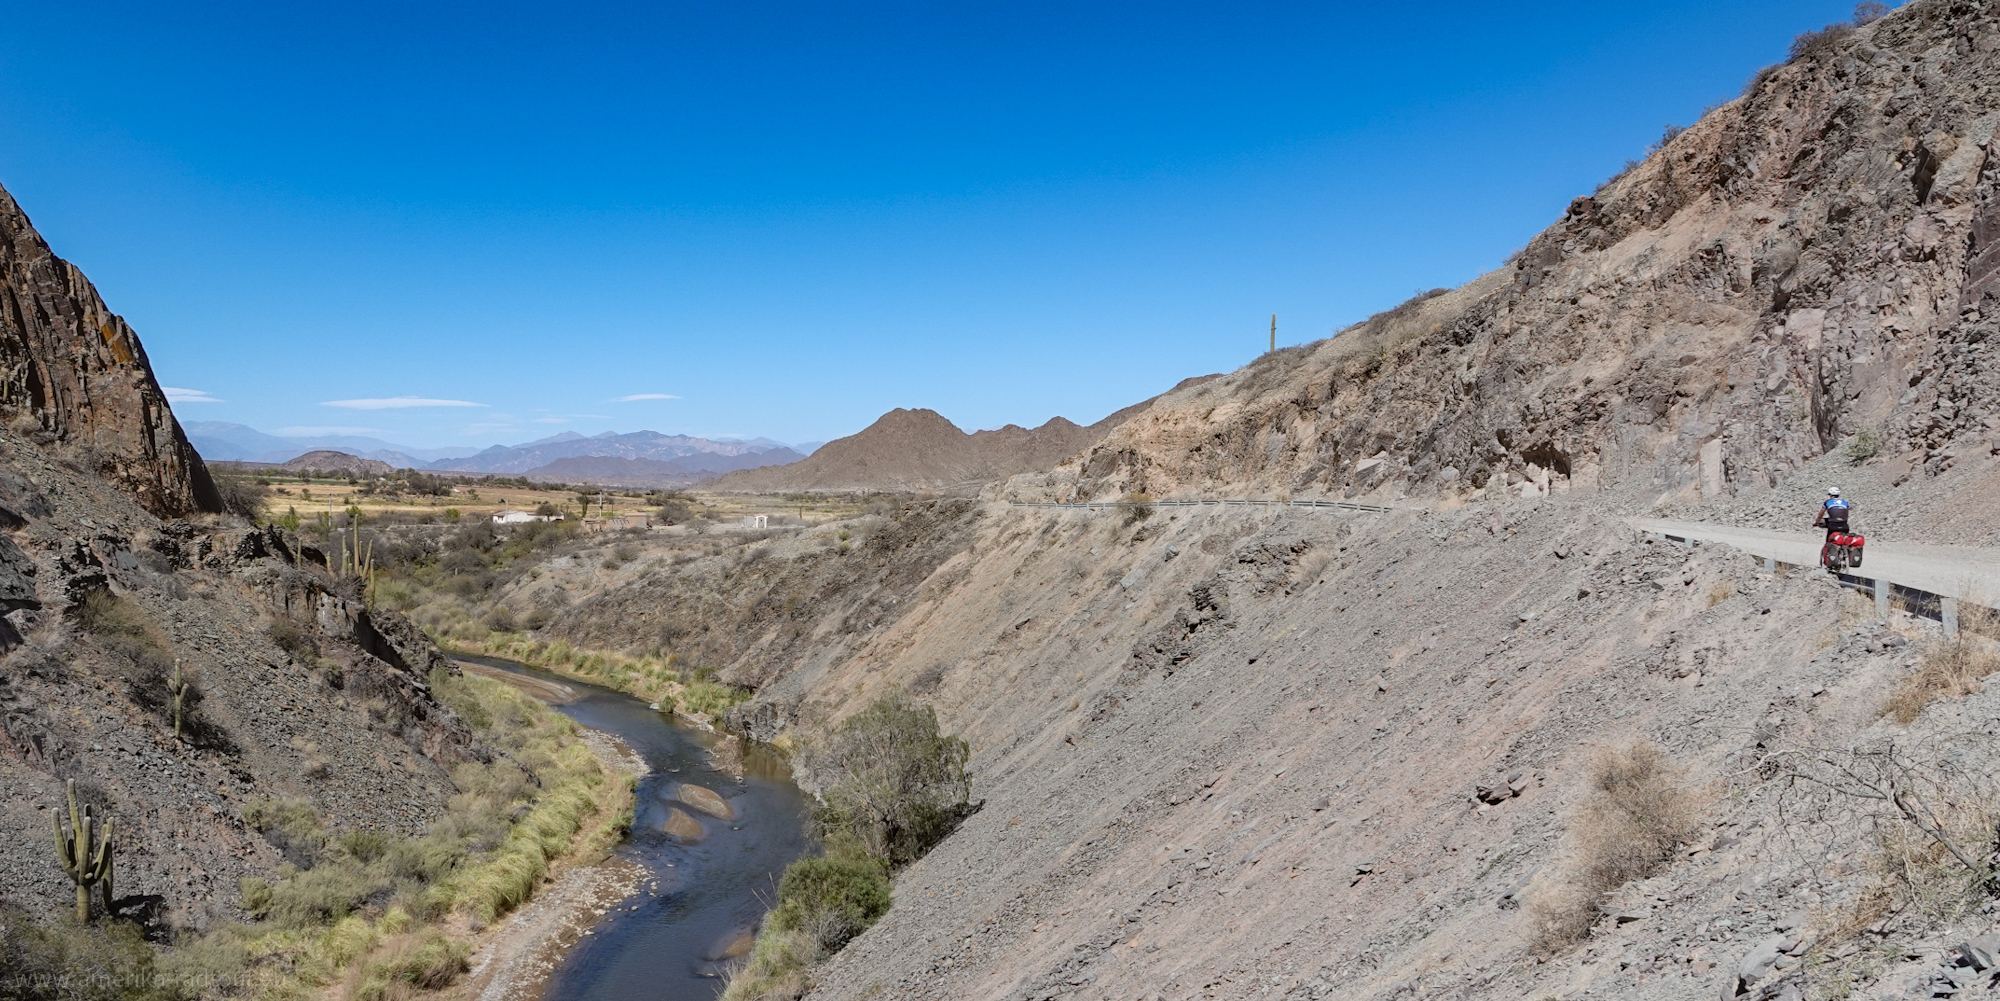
[
  {"xmin": 278, "ymin": 449, "xmax": 398, "ymax": 476},
  {"xmin": 0, "ymin": 180, "xmax": 482, "ymax": 935},
  {"xmin": 714, "ymin": 384, "xmax": 1210, "ymax": 494},
  {"xmin": 496, "ymin": 7, "xmax": 2000, "ymax": 1001},
  {"xmin": 1019, "ymin": 1, "xmax": 1998, "ymax": 521}
]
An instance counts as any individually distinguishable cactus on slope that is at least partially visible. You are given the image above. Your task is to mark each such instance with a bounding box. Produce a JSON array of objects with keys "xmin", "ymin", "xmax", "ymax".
[
  {"xmin": 166, "ymin": 659, "xmax": 190, "ymax": 740},
  {"xmin": 51, "ymin": 778, "xmax": 114, "ymax": 922}
]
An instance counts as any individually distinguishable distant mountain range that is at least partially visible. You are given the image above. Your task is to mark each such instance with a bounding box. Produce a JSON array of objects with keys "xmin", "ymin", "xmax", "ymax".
[
  {"xmin": 515, "ymin": 452, "xmax": 806, "ymax": 488},
  {"xmin": 185, "ymin": 422, "xmax": 480, "ymax": 465},
  {"xmin": 185, "ymin": 422, "xmax": 816, "ymax": 483},
  {"xmin": 434, "ymin": 430, "xmax": 799, "ymax": 475}
]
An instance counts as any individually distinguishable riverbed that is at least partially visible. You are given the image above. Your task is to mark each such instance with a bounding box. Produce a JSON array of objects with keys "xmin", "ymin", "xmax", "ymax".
[{"xmin": 459, "ymin": 656, "xmax": 813, "ymax": 1000}]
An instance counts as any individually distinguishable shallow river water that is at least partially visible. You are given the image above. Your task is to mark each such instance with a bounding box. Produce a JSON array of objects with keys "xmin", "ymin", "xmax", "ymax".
[{"xmin": 462, "ymin": 657, "xmax": 813, "ymax": 1001}]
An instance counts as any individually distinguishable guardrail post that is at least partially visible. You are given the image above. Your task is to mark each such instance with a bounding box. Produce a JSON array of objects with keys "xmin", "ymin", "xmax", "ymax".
[
  {"xmin": 1875, "ymin": 577, "xmax": 1890, "ymax": 619},
  {"xmin": 1943, "ymin": 597, "xmax": 1960, "ymax": 636}
]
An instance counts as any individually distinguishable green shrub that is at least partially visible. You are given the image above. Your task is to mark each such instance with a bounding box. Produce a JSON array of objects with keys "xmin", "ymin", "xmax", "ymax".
[
  {"xmin": 239, "ymin": 876, "xmax": 273, "ymax": 916},
  {"xmin": 800, "ymin": 691, "xmax": 972, "ymax": 865},
  {"xmin": 1846, "ymin": 429, "xmax": 1885, "ymax": 465},
  {"xmin": 681, "ymin": 679, "xmax": 752, "ymax": 717},
  {"xmin": 264, "ymin": 860, "xmax": 376, "ymax": 928},
  {"xmin": 766, "ymin": 852, "xmax": 892, "ymax": 951}
]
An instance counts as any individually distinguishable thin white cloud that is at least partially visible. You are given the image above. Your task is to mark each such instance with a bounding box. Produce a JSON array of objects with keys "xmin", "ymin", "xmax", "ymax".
[
  {"xmin": 276, "ymin": 426, "xmax": 384, "ymax": 436},
  {"xmin": 613, "ymin": 393, "xmax": 680, "ymax": 402},
  {"xmin": 322, "ymin": 397, "xmax": 484, "ymax": 410},
  {"xmin": 533, "ymin": 414, "xmax": 612, "ymax": 424},
  {"xmin": 163, "ymin": 387, "xmax": 224, "ymax": 404}
]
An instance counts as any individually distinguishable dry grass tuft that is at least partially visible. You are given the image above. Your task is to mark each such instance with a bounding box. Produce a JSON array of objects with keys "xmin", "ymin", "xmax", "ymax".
[
  {"xmin": 1883, "ymin": 634, "xmax": 2000, "ymax": 725},
  {"xmin": 1529, "ymin": 741, "xmax": 1706, "ymax": 954}
]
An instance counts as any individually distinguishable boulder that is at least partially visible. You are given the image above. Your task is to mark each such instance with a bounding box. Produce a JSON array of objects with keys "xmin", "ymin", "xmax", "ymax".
[
  {"xmin": 1958, "ymin": 933, "xmax": 2000, "ymax": 971},
  {"xmin": 662, "ymin": 807, "xmax": 705, "ymax": 841},
  {"xmin": 1734, "ymin": 933, "xmax": 1789, "ymax": 992},
  {"xmin": 677, "ymin": 782, "xmax": 736, "ymax": 820}
]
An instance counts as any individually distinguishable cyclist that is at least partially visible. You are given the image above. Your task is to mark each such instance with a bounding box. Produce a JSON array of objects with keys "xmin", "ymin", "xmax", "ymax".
[{"xmin": 1815, "ymin": 487, "xmax": 1853, "ymax": 566}]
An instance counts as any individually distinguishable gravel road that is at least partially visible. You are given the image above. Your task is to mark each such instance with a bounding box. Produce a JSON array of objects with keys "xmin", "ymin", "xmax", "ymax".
[{"xmin": 1633, "ymin": 518, "xmax": 2000, "ymax": 605}]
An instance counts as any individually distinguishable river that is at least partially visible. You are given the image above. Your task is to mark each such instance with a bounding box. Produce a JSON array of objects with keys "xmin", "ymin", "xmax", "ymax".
[{"xmin": 459, "ymin": 656, "xmax": 814, "ymax": 1001}]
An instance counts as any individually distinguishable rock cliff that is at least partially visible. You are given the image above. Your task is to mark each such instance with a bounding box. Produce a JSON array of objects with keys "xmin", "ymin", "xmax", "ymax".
[{"xmin": 0, "ymin": 183, "xmax": 220, "ymax": 518}]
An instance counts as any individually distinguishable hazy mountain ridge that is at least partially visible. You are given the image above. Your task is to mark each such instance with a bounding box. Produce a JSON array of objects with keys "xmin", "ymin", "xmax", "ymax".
[
  {"xmin": 186, "ymin": 421, "xmax": 815, "ymax": 480},
  {"xmin": 435, "ymin": 430, "xmax": 802, "ymax": 475},
  {"xmin": 517, "ymin": 449, "xmax": 809, "ymax": 487},
  {"xmin": 184, "ymin": 421, "xmax": 479, "ymax": 465}
]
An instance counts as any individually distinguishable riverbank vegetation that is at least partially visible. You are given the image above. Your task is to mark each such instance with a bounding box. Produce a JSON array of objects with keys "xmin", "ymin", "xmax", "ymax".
[
  {"xmin": 444, "ymin": 632, "xmax": 751, "ymax": 721},
  {"xmin": 173, "ymin": 668, "xmax": 628, "ymax": 999},
  {"xmin": 1, "ymin": 669, "xmax": 630, "ymax": 1001},
  {"xmin": 724, "ymin": 692, "xmax": 973, "ymax": 1000}
]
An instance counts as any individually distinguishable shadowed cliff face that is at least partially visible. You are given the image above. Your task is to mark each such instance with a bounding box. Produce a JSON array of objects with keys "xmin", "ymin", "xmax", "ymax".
[
  {"xmin": 0, "ymin": 183, "xmax": 220, "ymax": 517},
  {"xmin": 1025, "ymin": 1, "xmax": 2000, "ymax": 508}
]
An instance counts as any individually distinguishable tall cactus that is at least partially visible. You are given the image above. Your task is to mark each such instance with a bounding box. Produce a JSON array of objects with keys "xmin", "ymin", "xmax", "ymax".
[
  {"xmin": 51, "ymin": 778, "xmax": 114, "ymax": 922},
  {"xmin": 166, "ymin": 660, "xmax": 190, "ymax": 741}
]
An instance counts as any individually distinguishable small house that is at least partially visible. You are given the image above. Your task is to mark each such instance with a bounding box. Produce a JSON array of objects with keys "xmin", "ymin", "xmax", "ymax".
[{"xmin": 492, "ymin": 509, "xmax": 561, "ymax": 525}]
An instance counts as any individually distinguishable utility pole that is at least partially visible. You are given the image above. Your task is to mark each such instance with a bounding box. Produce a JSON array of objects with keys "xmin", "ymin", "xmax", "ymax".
[{"xmin": 1270, "ymin": 314, "xmax": 1277, "ymax": 353}]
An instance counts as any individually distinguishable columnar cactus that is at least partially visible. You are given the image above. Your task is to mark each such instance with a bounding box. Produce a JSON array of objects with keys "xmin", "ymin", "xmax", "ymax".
[
  {"xmin": 166, "ymin": 660, "xmax": 190, "ymax": 740},
  {"xmin": 51, "ymin": 778, "xmax": 114, "ymax": 922}
]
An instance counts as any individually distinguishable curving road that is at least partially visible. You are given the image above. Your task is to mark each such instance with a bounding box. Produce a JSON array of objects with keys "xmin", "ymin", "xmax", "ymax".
[{"xmin": 1631, "ymin": 518, "xmax": 2000, "ymax": 606}]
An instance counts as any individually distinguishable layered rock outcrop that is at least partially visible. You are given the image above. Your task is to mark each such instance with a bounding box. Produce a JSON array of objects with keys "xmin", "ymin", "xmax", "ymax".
[{"xmin": 0, "ymin": 183, "xmax": 220, "ymax": 517}]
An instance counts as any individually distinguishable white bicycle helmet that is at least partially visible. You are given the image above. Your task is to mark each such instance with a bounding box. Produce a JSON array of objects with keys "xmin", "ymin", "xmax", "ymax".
[{"xmin": 1827, "ymin": 487, "xmax": 1841, "ymax": 497}]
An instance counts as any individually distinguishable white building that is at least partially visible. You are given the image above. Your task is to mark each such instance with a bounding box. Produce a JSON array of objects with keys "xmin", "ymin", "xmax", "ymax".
[{"xmin": 492, "ymin": 509, "xmax": 562, "ymax": 525}]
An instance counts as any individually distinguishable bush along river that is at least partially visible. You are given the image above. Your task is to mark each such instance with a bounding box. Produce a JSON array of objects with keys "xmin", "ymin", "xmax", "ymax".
[{"xmin": 460, "ymin": 656, "xmax": 813, "ymax": 1000}]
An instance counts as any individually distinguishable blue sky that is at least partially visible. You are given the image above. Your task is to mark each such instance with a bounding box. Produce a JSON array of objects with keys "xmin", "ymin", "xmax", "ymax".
[{"xmin": 0, "ymin": 1, "xmax": 1873, "ymax": 449}]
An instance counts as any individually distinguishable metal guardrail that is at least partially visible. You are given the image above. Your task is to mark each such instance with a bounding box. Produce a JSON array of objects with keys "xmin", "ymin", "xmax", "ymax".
[
  {"xmin": 1008, "ymin": 499, "xmax": 1394, "ymax": 514},
  {"xmin": 1636, "ymin": 529, "xmax": 1979, "ymax": 635}
]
